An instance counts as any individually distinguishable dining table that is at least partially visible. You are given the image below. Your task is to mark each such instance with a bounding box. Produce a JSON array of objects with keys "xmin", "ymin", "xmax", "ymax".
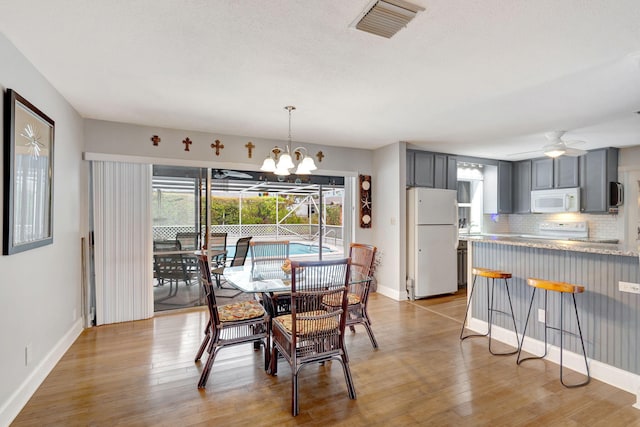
[{"xmin": 223, "ymin": 262, "xmax": 371, "ymax": 318}]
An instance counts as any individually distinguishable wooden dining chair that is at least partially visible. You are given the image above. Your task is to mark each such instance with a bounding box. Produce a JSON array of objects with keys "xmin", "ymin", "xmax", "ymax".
[
  {"xmin": 269, "ymin": 258, "xmax": 355, "ymax": 416},
  {"xmin": 194, "ymin": 254, "xmax": 270, "ymax": 388},
  {"xmin": 324, "ymin": 243, "xmax": 379, "ymax": 348},
  {"xmin": 250, "ymin": 240, "xmax": 291, "ymax": 314}
]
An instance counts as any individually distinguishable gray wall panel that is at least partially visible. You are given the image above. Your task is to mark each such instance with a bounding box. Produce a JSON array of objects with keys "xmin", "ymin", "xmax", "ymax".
[{"xmin": 471, "ymin": 242, "xmax": 640, "ymax": 374}]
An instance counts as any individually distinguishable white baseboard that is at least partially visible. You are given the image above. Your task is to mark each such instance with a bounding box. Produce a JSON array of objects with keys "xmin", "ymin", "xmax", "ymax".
[
  {"xmin": 376, "ymin": 284, "xmax": 404, "ymax": 301},
  {"xmin": 468, "ymin": 318, "xmax": 640, "ymax": 398},
  {"xmin": 0, "ymin": 318, "xmax": 84, "ymax": 427}
]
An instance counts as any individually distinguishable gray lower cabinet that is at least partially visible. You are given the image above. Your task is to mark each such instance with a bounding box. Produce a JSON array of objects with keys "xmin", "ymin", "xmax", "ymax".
[
  {"xmin": 580, "ymin": 147, "xmax": 619, "ymax": 213},
  {"xmin": 512, "ymin": 160, "xmax": 531, "ymax": 213}
]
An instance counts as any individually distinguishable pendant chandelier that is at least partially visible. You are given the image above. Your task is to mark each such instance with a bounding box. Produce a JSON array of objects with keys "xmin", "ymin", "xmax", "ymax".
[{"xmin": 260, "ymin": 106, "xmax": 317, "ymax": 176}]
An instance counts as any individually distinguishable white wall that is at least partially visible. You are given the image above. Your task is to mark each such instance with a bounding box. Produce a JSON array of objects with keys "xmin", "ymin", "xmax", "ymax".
[
  {"xmin": 83, "ymin": 119, "xmax": 375, "ymax": 244},
  {"xmin": 0, "ymin": 34, "xmax": 86, "ymax": 425},
  {"xmin": 372, "ymin": 142, "xmax": 405, "ymax": 300}
]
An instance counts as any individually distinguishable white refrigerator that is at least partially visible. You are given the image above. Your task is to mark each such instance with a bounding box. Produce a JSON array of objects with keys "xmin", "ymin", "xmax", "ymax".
[{"xmin": 407, "ymin": 187, "xmax": 458, "ymax": 299}]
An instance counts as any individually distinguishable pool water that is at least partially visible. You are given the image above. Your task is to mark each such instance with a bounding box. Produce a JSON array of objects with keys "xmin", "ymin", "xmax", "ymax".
[{"xmin": 226, "ymin": 242, "xmax": 334, "ymax": 259}]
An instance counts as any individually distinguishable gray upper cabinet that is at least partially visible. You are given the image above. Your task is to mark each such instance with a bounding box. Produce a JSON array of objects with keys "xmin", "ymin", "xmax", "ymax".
[
  {"xmin": 414, "ymin": 151, "xmax": 435, "ymax": 187},
  {"xmin": 532, "ymin": 156, "xmax": 579, "ymax": 190},
  {"xmin": 406, "ymin": 150, "xmax": 457, "ymax": 189},
  {"xmin": 483, "ymin": 161, "xmax": 512, "ymax": 214},
  {"xmin": 434, "ymin": 154, "xmax": 447, "ymax": 189},
  {"xmin": 580, "ymin": 147, "xmax": 619, "ymax": 213},
  {"xmin": 554, "ymin": 156, "xmax": 579, "ymax": 188},
  {"xmin": 512, "ymin": 160, "xmax": 532, "ymax": 213},
  {"xmin": 447, "ymin": 156, "xmax": 457, "ymax": 190},
  {"xmin": 406, "ymin": 150, "xmax": 415, "ymax": 187},
  {"xmin": 498, "ymin": 161, "xmax": 513, "ymax": 214},
  {"xmin": 531, "ymin": 158, "xmax": 554, "ymax": 190}
]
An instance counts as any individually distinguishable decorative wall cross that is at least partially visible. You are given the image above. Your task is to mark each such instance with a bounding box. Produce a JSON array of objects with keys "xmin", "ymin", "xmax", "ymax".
[
  {"xmin": 245, "ymin": 142, "xmax": 255, "ymax": 158},
  {"xmin": 211, "ymin": 139, "xmax": 224, "ymax": 156},
  {"xmin": 182, "ymin": 137, "xmax": 192, "ymax": 151},
  {"xmin": 151, "ymin": 135, "xmax": 161, "ymax": 146},
  {"xmin": 316, "ymin": 151, "xmax": 325, "ymax": 163}
]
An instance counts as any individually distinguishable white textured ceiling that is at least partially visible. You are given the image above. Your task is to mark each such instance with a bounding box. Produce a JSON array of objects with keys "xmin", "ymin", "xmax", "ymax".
[{"xmin": 1, "ymin": 0, "xmax": 639, "ymax": 160}]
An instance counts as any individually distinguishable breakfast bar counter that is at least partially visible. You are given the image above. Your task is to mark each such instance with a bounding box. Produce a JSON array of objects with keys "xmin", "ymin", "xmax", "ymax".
[{"xmin": 462, "ymin": 235, "xmax": 640, "ymax": 389}]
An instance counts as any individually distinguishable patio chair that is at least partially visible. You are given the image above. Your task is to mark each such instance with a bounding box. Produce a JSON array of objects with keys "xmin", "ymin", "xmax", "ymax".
[
  {"xmin": 250, "ymin": 240, "xmax": 290, "ymax": 316},
  {"xmin": 209, "ymin": 232, "xmax": 228, "ymax": 268},
  {"xmin": 176, "ymin": 232, "xmax": 200, "ymax": 251},
  {"xmin": 323, "ymin": 243, "xmax": 379, "ymax": 348},
  {"xmin": 153, "ymin": 240, "xmax": 186, "ymax": 297},
  {"xmin": 212, "ymin": 236, "xmax": 252, "ymax": 298},
  {"xmin": 269, "ymin": 258, "xmax": 355, "ymax": 416},
  {"xmin": 194, "ymin": 254, "xmax": 270, "ymax": 388}
]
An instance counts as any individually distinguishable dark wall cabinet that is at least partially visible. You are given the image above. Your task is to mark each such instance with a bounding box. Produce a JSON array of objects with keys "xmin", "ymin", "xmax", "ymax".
[
  {"xmin": 580, "ymin": 147, "xmax": 619, "ymax": 213},
  {"xmin": 406, "ymin": 150, "xmax": 457, "ymax": 190},
  {"xmin": 512, "ymin": 160, "xmax": 532, "ymax": 213},
  {"xmin": 532, "ymin": 157, "xmax": 579, "ymax": 190},
  {"xmin": 483, "ymin": 161, "xmax": 512, "ymax": 214}
]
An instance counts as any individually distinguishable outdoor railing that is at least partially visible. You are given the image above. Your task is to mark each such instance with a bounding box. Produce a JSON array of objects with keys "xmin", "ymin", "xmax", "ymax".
[{"xmin": 153, "ymin": 224, "xmax": 343, "ymax": 245}]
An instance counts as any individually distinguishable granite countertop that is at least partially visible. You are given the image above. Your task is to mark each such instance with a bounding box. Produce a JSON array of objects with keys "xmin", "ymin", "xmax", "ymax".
[{"xmin": 460, "ymin": 233, "xmax": 639, "ymax": 257}]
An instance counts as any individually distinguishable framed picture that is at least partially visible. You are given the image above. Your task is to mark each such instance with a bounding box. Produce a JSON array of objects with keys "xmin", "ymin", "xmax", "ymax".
[
  {"xmin": 3, "ymin": 89, "xmax": 55, "ymax": 255},
  {"xmin": 359, "ymin": 174, "xmax": 371, "ymax": 228}
]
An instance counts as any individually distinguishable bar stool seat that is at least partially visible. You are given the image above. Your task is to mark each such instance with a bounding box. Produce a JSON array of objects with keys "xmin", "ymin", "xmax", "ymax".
[
  {"xmin": 517, "ymin": 278, "xmax": 590, "ymax": 388},
  {"xmin": 460, "ymin": 267, "xmax": 519, "ymax": 356}
]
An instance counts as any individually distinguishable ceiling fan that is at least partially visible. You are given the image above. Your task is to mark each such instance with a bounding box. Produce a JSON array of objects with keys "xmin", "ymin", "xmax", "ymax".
[
  {"xmin": 213, "ymin": 169, "xmax": 253, "ymax": 179},
  {"xmin": 511, "ymin": 131, "xmax": 587, "ymax": 158}
]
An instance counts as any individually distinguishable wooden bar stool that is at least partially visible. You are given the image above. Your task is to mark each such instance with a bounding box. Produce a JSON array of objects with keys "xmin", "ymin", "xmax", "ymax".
[
  {"xmin": 460, "ymin": 267, "xmax": 519, "ymax": 355},
  {"xmin": 517, "ymin": 278, "xmax": 590, "ymax": 388}
]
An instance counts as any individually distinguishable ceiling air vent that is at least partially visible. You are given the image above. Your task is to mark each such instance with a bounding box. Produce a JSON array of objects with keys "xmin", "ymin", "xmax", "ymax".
[{"xmin": 355, "ymin": 0, "xmax": 425, "ymax": 38}]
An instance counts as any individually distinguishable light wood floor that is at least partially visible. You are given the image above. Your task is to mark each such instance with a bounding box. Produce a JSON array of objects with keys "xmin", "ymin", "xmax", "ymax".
[{"xmin": 12, "ymin": 293, "xmax": 640, "ymax": 426}]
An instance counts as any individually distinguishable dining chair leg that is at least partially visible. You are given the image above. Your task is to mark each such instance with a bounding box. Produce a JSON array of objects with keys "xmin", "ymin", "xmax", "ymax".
[
  {"xmin": 198, "ymin": 347, "xmax": 220, "ymax": 389},
  {"xmin": 363, "ymin": 320, "xmax": 378, "ymax": 349},
  {"xmin": 337, "ymin": 354, "xmax": 357, "ymax": 399},
  {"xmin": 269, "ymin": 345, "xmax": 278, "ymax": 375},
  {"xmin": 292, "ymin": 370, "xmax": 300, "ymax": 416},
  {"xmin": 194, "ymin": 319, "xmax": 211, "ymax": 362}
]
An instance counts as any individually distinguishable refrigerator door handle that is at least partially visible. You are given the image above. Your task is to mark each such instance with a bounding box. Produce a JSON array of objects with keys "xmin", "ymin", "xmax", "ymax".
[{"xmin": 454, "ymin": 201, "xmax": 459, "ymax": 249}]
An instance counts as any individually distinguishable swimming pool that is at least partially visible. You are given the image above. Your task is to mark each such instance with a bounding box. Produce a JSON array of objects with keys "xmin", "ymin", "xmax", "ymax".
[{"xmin": 226, "ymin": 242, "xmax": 334, "ymax": 259}]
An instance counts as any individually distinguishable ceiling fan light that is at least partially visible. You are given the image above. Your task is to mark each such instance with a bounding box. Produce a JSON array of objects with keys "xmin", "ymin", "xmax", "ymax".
[
  {"xmin": 544, "ymin": 148, "xmax": 565, "ymax": 158},
  {"xmin": 260, "ymin": 157, "xmax": 276, "ymax": 172}
]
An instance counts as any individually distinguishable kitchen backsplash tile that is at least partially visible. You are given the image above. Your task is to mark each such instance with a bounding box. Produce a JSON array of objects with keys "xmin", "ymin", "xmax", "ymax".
[{"xmin": 507, "ymin": 213, "xmax": 620, "ymax": 239}]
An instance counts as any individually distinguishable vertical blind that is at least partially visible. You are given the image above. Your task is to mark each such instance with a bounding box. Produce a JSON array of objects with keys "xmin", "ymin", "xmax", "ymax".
[{"xmin": 92, "ymin": 161, "xmax": 153, "ymax": 325}]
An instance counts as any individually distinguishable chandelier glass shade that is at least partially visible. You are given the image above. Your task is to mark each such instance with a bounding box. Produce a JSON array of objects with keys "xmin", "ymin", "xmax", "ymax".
[{"xmin": 260, "ymin": 106, "xmax": 317, "ymax": 176}]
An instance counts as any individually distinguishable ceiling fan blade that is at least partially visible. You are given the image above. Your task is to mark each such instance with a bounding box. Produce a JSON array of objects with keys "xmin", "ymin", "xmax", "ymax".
[
  {"xmin": 563, "ymin": 147, "xmax": 587, "ymax": 156},
  {"xmin": 213, "ymin": 169, "xmax": 253, "ymax": 179},
  {"xmin": 222, "ymin": 170, "xmax": 252, "ymax": 179},
  {"xmin": 507, "ymin": 149, "xmax": 541, "ymax": 157}
]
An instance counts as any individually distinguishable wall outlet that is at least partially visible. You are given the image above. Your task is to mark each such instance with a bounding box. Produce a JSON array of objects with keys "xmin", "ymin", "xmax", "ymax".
[
  {"xmin": 619, "ymin": 281, "xmax": 640, "ymax": 294},
  {"xmin": 538, "ymin": 309, "xmax": 546, "ymax": 323}
]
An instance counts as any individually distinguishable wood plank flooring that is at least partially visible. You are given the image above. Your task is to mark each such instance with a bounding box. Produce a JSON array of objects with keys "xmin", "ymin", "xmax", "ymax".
[{"xmin": 12, "ymin": 293, "xmax": 640, "ymax": 426}]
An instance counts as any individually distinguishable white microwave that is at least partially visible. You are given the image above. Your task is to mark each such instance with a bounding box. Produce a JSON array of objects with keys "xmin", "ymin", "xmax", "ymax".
[{"xmin": 531, "ymin": 188, "xmax": 580, "ymax": 213}]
